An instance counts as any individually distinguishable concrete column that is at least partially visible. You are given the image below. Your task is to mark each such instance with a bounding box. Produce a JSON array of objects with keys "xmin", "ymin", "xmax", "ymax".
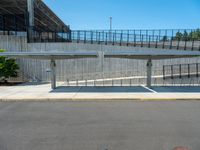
[
  {"xmin": 50, "ymin": 59, "xmax": 56, "ymax": 89},
  {"xmin": 27, "ymin": 0, "xmax": 34, "ymax": 42},
  {"xmin": 146, "ymin": 59, "xmax": 152, "ymax": 88},
  {"xmin": 27, "ymin": 0, "xmax": 34, "ymax": 27}
]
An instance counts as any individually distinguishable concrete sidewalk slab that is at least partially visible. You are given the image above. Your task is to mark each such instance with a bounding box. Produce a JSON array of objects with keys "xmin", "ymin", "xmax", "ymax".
[{"xmin": 1, "ymin": 83, "xmax": 200, "ymax": 101}]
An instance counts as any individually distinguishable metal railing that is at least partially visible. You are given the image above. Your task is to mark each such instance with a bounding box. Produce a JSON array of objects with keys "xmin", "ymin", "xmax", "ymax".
[
  {"xmin": 1, "ymin": 16, "xmax": 200, "ymax": 50},
  {"xmin": 71, "ymin": 30, "xmax": 200, "ymax": 50},
  {"xmin": 0, "ymin": 13, "xmax": 27, "ymax": 36},
  {"xmin": 73, "ymin": 29, "xmax": 199, "ymax": 39},
  {"xmin": 163, "ymin": 63, "xmax": 200, "ymax": 79},
  {"xmin": 27, "ymin": 26, "xmax": 71, "ymax": 43}
]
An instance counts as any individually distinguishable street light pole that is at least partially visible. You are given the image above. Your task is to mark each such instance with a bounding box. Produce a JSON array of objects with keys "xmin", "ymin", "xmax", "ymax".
[
  {"xmin": 109, "ymin": 17, "xmax": 112, "ymax": 42},
  {"xmin": 109, "ymin": 17, "xmax": 112, "ymax": 31}
]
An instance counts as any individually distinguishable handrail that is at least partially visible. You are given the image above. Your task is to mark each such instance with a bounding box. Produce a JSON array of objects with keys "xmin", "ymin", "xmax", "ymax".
[{"xmin": 163, "ymin": 63, "xmax": 200, "ymax": 79}]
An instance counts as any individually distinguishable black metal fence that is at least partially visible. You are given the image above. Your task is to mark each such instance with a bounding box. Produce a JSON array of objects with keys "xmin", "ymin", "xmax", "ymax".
[
  {"xmin": 27, "ymin": 26, "xmax": 71, "ymax": 43},
  {"xmin": 0, "ymin": 13, "xmax": 72, "ymax": 42},
  {"xmin": 0, "ymin": 14, "xmax": 27, "ymax": 36},
  {"xmin": 0, "ymin": 13, "xmax": 200, "ymax": 50},
  {"xmin": 73, "ymin": 29, "xmax": 199, "ymax": 39},
  {"xmin": 163, "ymin": 63, "xmax": 200, "ymax": 79},
  {"xmin": 71, "ymin": 30, "xmax": 200, "ymax": 50}
]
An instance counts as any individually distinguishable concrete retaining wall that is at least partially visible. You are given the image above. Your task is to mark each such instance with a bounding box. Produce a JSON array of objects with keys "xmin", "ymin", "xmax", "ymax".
[{"xmin": 0, "ymin": 35, "xmax": 200, "ymax": 83}]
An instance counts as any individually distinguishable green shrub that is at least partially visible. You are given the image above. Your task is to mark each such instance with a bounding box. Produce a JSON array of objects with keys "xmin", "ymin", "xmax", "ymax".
[{"xmin": 0, "ymin": 49, "xmax": 19, "ymax": 83}]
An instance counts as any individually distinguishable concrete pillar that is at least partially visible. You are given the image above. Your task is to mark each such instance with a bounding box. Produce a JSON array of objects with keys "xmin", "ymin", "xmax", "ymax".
[
  {"xmin": 27, "ymin": 0, "xmax": 34, "ymax": 27},
  {"xmin": 146, "ymin": 59, "xmax": 152, "ymax": 88},
  {"xmin": 27, "ymin": 0, "xmax": 34, "ymax": 42},
  {"xmin": 50, "ymin": 59, "xmax": 56, "ymax": 89}
]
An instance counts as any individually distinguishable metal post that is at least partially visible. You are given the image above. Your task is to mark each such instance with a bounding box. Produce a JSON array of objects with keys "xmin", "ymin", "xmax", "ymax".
[
  {"xmin": 112, "ymin": 33, "xmax": 115, "ymax": 45},
  {"xmin": 127, "ymin": 30, "xmax": 129, "ymax": 46},
  {"xmin": 147, "ymin": 59, "xmax": 152, "ymax": 87},
  {"xmin": 105, "ymin": 33, "xmax": 108, "ymax": 45},
  {"xmin": 191, "ymin": 39, "xmax": 194, "ymax": 51},
  {"xmin": 84, "ymin": 31, "xmax": 86, "ymax": 43},
  {"xmin": 141, "ymin": 35, "xmax": 144, "ymax": 47},
  {"xmin": 179, "ymin": 64, "xmax": 182, "ymax": 78},
  {"xmin": 102, "ymin": 31, "xmax": 104, "ymax": 42},
  {"xmin": 146, "ymin": 30, "xmax": 148, "ymax": 41},
  {"xmin": 158, "ymin": 30, "xmax": 161, "ymax": 41},
  {"xmin": 155, "ymin": 36, "xmax": 158, "ymax": 48},
  {"xmin": 152, "ymin": 30, "xmax": 155, "ymax": 41},
  {"xmin": 72, "ymin": 31, "xmax": 74, "ymax": 41},
  {"xmin": 163, "ymin": 65, "xmax": 165, "ymax": 80},
  {"xmin": 188, "ymin": 64, "xmax": 190, "ymax": 78},
  {"xmin": 96, "ymin": 31, "xmax": 98, "ymax": 42},
  {"xmin": 170, "ymin": 37, "xmax": 173, "ymax": 49},
  {"xmin": 199, "ymin": 41, "xmax": 200, "ymax": 51},
  {"xmin": 148, "ymin": 35, "xmax": 151, "ymax": 48},
  {"xmin": 162, "ymin": 37, "xmax": 165, "ymax": 49},
  {"xmin": 50, "ymin": 59, "xmax": 56, "ymax": 89},
  {"xmin": 120, "ymin": 33, "xmax": 122, "ymax": 46},
  {"xmin": 91, "ymin": 31, "xmax": 93, "ymax": 44},
  {"xmin": 184, "ymin": 39, "xmax": 187, "ymax": 50},
  {"xmin": 98, "ymin": 32, "xmax": 101, "ymax": 44},
  {"xmin": 171, "ymin": 65, "xmax": 174, "ymax": 79},
  {"xmin": 177, "ymin": 38, "xmax": 180, "ymax": 50},
  {"xmin": 134, "ymin": 34, "xmax": 136, "ymax": 47},
  {"xmin": 55, "ymin": 28, "xmax": 57, "ymax": 42},
  {"xmin": 77, "ymin": 31, "xmax": 80, "ymax": 43},
  {"xmin": 68, "ymin": 29, "xmax": 72, "ymax": 42},
  {"xmin": 61, "ymin": 26, "xmax": 64, "ymax": 42}
]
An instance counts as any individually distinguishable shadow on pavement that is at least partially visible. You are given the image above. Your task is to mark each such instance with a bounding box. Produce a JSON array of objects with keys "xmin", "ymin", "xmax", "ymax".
[
  {"xmin": 18, "ymin": 82, "xmax": 50, "ymax": 86},
  {"xmin": 51, "ymin": 86, "xmax": 200, "ymax": 93},
  {"xmin": 151, "ymin": 86, "xmax": 200, "ymax": 93},
  {"xmin": 50, "ymin": 86, "xmax": 152, "ymax": 93}
]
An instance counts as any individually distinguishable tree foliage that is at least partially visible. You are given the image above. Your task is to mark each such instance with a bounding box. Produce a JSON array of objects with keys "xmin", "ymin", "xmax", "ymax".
[
  {"xmin": 174, "ymin": 29, "xmax": 200, "ymax": 41},
  {"xmin": 0, "ymin": 49, "xmax": 19, "ymax": 82}
]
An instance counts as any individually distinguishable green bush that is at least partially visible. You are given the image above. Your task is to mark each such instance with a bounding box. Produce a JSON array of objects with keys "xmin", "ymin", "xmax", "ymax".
[{"xmin": 0, "ymin": 49, "xmax": 19, "ymax": 83}]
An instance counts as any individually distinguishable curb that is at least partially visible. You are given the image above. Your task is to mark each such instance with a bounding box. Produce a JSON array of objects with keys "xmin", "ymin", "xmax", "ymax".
[{"xmin": 0, "ymin": 98, "xmax": 200, "ymax": 102}]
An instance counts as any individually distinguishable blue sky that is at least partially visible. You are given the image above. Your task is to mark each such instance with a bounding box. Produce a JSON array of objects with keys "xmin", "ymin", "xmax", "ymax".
[{"xmin": 44, "ymin": 0, "xmax": 200, "ymax": 30}]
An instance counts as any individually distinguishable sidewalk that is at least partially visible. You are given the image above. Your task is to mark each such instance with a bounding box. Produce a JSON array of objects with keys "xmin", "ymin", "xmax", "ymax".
[{"xmin": 1, "ymin": 83, "xmax": 200, "ymax": 101}]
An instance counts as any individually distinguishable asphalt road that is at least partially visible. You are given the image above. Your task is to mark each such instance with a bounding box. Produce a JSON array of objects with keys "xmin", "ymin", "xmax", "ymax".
[{"xmin": 0, "ymin": 101, "xmax": 200, "ymax": 150}]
